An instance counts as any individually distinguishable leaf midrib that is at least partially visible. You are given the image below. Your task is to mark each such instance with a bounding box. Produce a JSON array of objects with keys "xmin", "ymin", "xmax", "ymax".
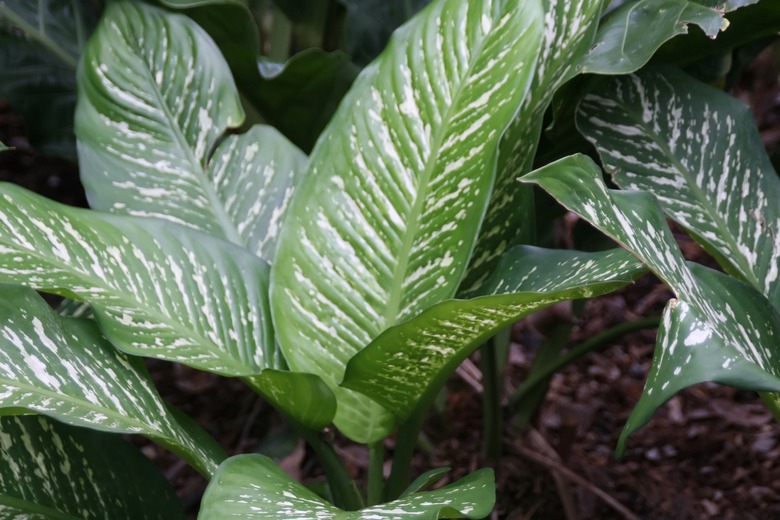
[
  {"xmin": 1, "ymin": 237, "xmax": 247, "ymax": 374},
  {"xmin": 0, "ymin": 494, "xmax": 80, "ymax": 520},
  {"xmin": 612, "ymin": 95, "xmax": 762, "ymax": 290},
  {"xmin": 382, "ymin": 3, "xmax": 504, "ymax": 326},
  {"xmin": 120, "ymin": 9, "xmax": 244, "ymax": 247}
]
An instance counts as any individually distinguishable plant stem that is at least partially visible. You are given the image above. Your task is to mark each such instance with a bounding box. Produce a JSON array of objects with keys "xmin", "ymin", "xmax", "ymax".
[
  {"xmin": 385, "ymin": 404, "xmax": 427, "ymax": 501},
  {"xmin": 481, "ymin": 335, "xmax": 502, "ymax": 461},
  {"xmin": 507, "ymin": 316, "xmax": 661, "ymax": 417},
  {"xmin": 296, "ymin": 427, "xmax": 363, "ymax": 511},
  {"xmin": 367, "ymin": 441, "xmax": 385, "ymax": 506}
]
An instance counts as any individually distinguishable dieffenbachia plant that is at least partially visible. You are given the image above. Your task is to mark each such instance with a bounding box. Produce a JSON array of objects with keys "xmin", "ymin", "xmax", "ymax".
[
  {"xmin": 2, "ymin": 0, "xmax": 769, "ymax": 516},
  {"xmin": 524, "ymin": 64, "xmax": 780, "ymax": 454}
]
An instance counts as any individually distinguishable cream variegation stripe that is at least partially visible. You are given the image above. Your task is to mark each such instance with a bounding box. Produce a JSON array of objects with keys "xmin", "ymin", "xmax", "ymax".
[
  {"xmin": 343, "ymin": 247, "xmax": 644, "ymax": 418},
  {"xmin": 463, "ymin": 0, "xmax": 605, "ymax": 293},
  {"xmin": 272, "ymin": 0, "xmax": 544, "ymax": 443},
  {"xmin": 0, "ymin": 286, "xmax": 223, "ymax": 477},
  {"xmin": 578, "ymin": 67, "xmax": 780, "ymax": 307},
  {"xmin": 77, "ymin": 2, "xmax": 303, "ymax": 262},
  {"xmin": 0, "ymin": 415, "xmax": 184, "ymax": 519},
  {"xmin": 0, "ymin": 183, "xmax": 275, "ymax": 376}
]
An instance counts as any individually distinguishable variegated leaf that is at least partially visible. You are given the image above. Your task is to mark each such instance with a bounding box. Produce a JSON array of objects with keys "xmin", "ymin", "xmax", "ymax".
[
  {"xmin": 577, "ymin": 65, "xmax": 780, "ymax": 306},
  {"xmin": 523, "ymin": 154, "xmax": 780, "ymax": 452},
  {"xmin": 342, "ymin": 247, "xmax": 645, "ymax": 420},
  {"xmin": 271, "ymin": 0, "xmax": 544, "ymax": 443},
  {"xmin": 620, "ymin": 264, "xmax": 780, "ymax": 453},
  {"xmin": 462, "ymin": 0, "xmax": 605, "ymax": 294},
  {"xmin": 77, "ymin": 1, "xmax": 304, "ymax": 261},
  {"xmin": 579, "ymin": 0, "xmax": 736, "ymax": 75},
  {"xmin": 210, "ymin": 126, "xmax": 306, "ymax": 260},
  {"xmin": 199, "ymin": 454, "xmax": 495, "ymax": 519},
  {"xmin": 0, "ymin": 415, "xmax": 185, "ymax": 519},
  {"xmin": 0, "ymin": 183, "xmax": 335, "ymax": 430},
  {"xmin": 0, "ymin": 285, "xmax": 225, "ymax": 477}
]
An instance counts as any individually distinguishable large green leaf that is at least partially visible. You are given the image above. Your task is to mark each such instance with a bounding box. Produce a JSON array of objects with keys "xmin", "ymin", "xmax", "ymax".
[
  {"xmin": 0, "ymin": 285, "xmax": 224, "ymax": 477},
  {"xmin": 199, "ymin": 454, "xmax": 495, "ymax": 519},
  {"xmin": 577, "ymin": 65, "xmax": 780, "ymax": 306},
  {"xmin": 0, "ymin": 415, "xmax": 185, "ymax": 519},
  {"xmin": 271, "ymin": 0, "xmax": 544, "ymax": 443},
  {"xmin": 76, "ymin": 2, "xmax": 241, "ymax": 238},
  {"xmin": 579, "ymin": 0, "xmax": 738, "ymax": 75},
  {"xmin": 0, "ymin": 183, "xmax": 335, "ymax": 430},
  {"xmin": 77, "ymin": 1, "xmax": 306, "ymax": 262},
  {"xmin": 0, "ymin": 0, "xmax": 94, "ymax": 157},
  {"xmin": 343, "ymin": 247, "xmax": 645, "ymax": 420},
  {"xmin": 523, "ymin": 154, "xmax": 780, "ymax": 453},
  {"xmin": 462, "ymin": 0, "xmax": 605, "ymax": 294}
]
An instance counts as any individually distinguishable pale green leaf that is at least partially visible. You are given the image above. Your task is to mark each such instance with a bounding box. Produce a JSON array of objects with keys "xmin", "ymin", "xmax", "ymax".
[
  {"xmin": 343, "ymin": 247, "xmax": 645, "ymax": 420},
  {"xmin": 463, "ymin": 0, "xmax": 605, "ymax": 294},
  {"xmin": 523, "ymin": 154, "xmax": 780, "ymax": 452},
  {"xmin": 271, "ymin": 0, "xmax": 544, "ymax": 443},
  {"xmin": 76, "ymin": 1, "xmax": 245, "ymax": 240},
  {"xmin": 0, "ymin": 285, "xmax": 225, "ymax": 477},
  {"xmin": 199, "ymin": 454, "xmax": 495, "ymax": 519},
  {"xmin": 577, "ymin": 65, "xmax": 780, "ymax": 306},
  {"xmin": 0, "ymin": 141, "xmax": 7, "ymax": 152},
  {"xmin": 0, "ymin": 415, "xmax": 185, "ymax": 519},
  {"xmin": 0, "ymin": 0, "xmax": 94, "ymax": 157},
  {"xmin": 209, "ymin": 126, "xmax": 306, "ymax": 260},
  {"xmin": 0, "ymin": 183, "xmax": 335, "ymax": 430},
  {"xmin": 580, "ymin": 0, "xmax": 729, "ymax": 75}
]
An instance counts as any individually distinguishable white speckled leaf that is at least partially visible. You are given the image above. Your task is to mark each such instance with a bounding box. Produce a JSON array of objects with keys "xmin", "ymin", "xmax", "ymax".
[
  {"xmin": 209, "ymin": 126, "xmax": 306, "ymax": 261},
  {"xmin": 0, "ymin": 285, "xmax": 225, "ymax": 477},
  {"xmin": 343, "ymin": 247, "xmax": 645, "ymax": 419},
  {"xmin": 77, "ymin": 1, "xmax": 303, "ymax": 259},
  {"xmin": 580, "ymin": 0, "xmax": 730, "ymax": 74},
  {"xmin": 0, "ymin": 183, "xmax": 335, "ymax": 431},
  {"xmin": 462, "ymin": 0, "xmax": 605, "ymax": 294},
  {"xmin": 271, "ymin": 0, "xmax": 544, "ymax": 443},
  {"xmin": 524, "ymin": 154, "xmax": 780, "ymax": 451},
  {"xmin": 619, "ymin": 264, "xmax": 780, "ymax": 454},
  {"xmin": 578, "ymin": 65, "xmax": 780, "ymax": 307},
  {"xmin": 199, "ymin": 454, "xmax": 495, "ymax": 519},
  {"xmin": 0, "ymin": 415, "xmax": 185, "ymax": 519}
]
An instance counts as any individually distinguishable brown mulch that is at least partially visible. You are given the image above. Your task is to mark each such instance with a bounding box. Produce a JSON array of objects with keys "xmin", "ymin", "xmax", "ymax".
[{"xmin": 3, "ymin": 43, "xmax": 780, "ymax": 520}]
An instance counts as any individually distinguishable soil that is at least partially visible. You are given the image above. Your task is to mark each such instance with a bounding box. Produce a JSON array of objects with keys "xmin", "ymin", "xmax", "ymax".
[{"xmin": 3, "ymin": 47, "xmax": 780, "ymax": 520}]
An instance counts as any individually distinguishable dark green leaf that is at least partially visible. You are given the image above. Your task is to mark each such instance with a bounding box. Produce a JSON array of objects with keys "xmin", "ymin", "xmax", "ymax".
[
  {"xmin": 0, "ymin": 415, "xmax": 185, "ymax": 519},
  {"xmin": 0, "ymin": 0, "xmax": 95, "ymax": 157}
]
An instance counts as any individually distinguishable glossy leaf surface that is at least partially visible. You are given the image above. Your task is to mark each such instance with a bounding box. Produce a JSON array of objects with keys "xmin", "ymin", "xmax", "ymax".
[
  {"xmin": 0, "ymin": 285, "xmax": 224, "ymax": 477},
  {"xmin": 0, "ymin": 183, "xmax": 334, "ymax": 430},
  {"xmin": 524, "ymin": 154, "xmax": 780, "ymax": 453},
  {"xmin": 76, "ymin": 1, "xmax": 245, "ymax": 240},
  {"xmin": 0, "ymin": 415, "xmax": 185, "ymax": 519},
  {"xmin": 0, "ymin": 0, "xmax": 93, "ymax": 157},
  {"xmin": 199, "ymin": 454, "xmax": 495, "ymax": 519},
  {"xmin": 464, "ymin": 0, "xmax": 605, "ymax": 293},
  {"xmin": 580, "ymin": 0, "xmax": 731, "ymax": 74},
  {"xmin": 578, "ymin": 65, "xmax": 780, "ymax": 306},
  {"xmin": 344, "ymin": 247, "xmax": 644, "ymax": 419},
  {"xmin": 272, "ymin": 0, "xmax": 544, "ymax": 442}
]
